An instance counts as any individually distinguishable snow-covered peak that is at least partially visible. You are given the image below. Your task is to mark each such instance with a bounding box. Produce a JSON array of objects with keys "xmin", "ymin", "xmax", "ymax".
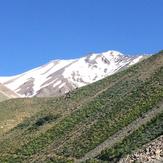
[
  {"xmin": 102, "ymin": 50, "xmax": 124, "ymax": 57},
  {"xmin": 0, "ymin": 50, "xmax": 145, "ymax": 97}
]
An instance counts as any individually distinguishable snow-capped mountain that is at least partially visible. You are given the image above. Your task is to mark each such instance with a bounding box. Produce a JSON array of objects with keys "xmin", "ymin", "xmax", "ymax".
[{"xmin": 0, "ymin": 51, "xmax": 144, "ymax": 97}]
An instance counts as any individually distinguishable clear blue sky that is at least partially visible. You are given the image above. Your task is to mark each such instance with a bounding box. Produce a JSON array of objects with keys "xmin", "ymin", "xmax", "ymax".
[{"xmin": 0, "ymin": 0, "xmax": 162, "ymax": 76}]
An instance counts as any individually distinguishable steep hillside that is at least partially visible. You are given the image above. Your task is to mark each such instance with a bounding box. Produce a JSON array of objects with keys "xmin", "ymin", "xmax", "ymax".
[
  {"xmin": 0, "ymin": 51, "xmax": 162, "ymax": 163},
  {"xmin": 0, "ymin": 51, "xmax": 144, "ymax": 97},
  {"xmin": 0, "ymin": 83, "xmax": 19, "ymax": 102}
]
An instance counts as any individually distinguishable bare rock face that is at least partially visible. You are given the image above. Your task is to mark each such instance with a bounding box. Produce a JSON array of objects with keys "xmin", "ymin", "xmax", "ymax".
[
  {"xmin": 119, "ymin": 135, "xmax": 163, "ymax": 163},
  {"xmin": 0, "ymin": 51, "xmax": 145, "ymax": 97}
]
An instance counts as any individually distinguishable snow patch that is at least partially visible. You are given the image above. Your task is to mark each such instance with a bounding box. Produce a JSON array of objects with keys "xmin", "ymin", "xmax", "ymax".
[
  {"xmin": 129, "ymin": 56, "xmax": 143, "ymax": 66},
  {"xmin": 53, "ymin": 80, "xmax": 62, "ymax": 88}
]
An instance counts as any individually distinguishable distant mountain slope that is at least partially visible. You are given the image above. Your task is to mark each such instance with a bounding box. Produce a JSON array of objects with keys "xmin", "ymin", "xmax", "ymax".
[
  {"xmin": 0, "ymin": 50, "xmax": 144, "ymax": 97},
  {"xmin": 0, "ymin": 51, "xmax": 162, "ymax": 163},
  {"xmin": 0, "ymin": 83, "xmax": 19, "ymax": 102}
]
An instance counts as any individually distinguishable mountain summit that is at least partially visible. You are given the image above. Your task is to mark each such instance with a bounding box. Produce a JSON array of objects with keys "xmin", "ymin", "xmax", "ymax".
[{"xmin": 0, "ymin": 50, "xmax": 144, "ymax": 97}]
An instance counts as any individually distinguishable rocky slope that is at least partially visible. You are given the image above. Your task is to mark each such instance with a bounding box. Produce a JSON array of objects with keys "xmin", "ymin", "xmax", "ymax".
[
  {"xmin": 0, "ymin": 50, "xmax": 144, "ymax": 97},
  {"xmin": 119, "ymin": 135, "xmax": 163, "ymax": 163}
]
